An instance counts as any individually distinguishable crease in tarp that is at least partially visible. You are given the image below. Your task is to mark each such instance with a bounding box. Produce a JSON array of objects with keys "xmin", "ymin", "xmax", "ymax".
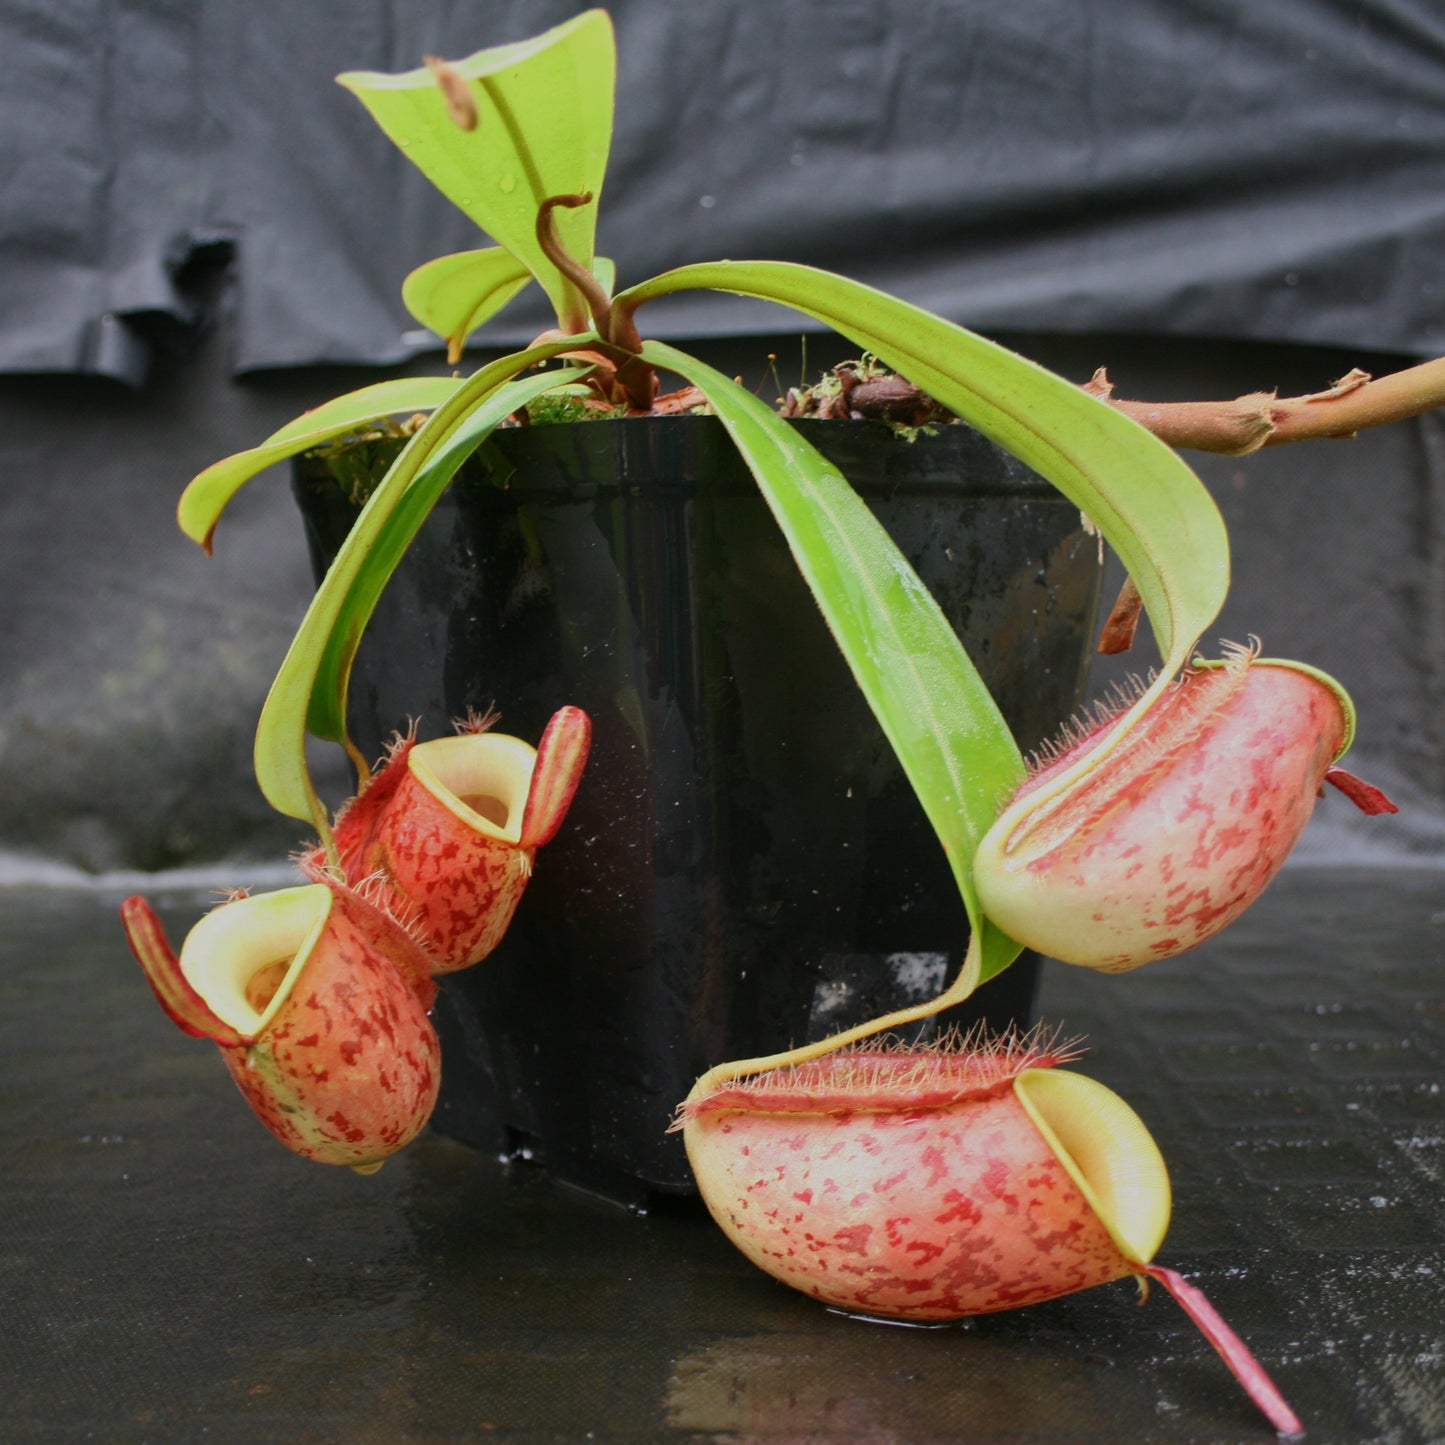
[{"xmin": 68, "ymin": 230, "xmax": 240, "ymax": 388}]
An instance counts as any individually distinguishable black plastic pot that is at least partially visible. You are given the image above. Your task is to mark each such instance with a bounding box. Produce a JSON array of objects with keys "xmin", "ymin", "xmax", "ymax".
[{"xmin": 295, "ymin": 415, "xmax": 1103, "ymax": 1204}]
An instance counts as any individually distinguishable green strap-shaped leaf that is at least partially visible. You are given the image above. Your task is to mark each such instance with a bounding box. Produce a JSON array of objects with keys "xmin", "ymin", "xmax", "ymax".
[
  {"xmin": 402, "ymin": 248, "xmax": 533, "ymax": 362},
  {"xmin": 402, "ymin": 251, "xmax": 617, "ymax": 363},
  {"xmin": 339, "ymin": 10, "xmax": 615, "ymax": 333},
  {"xmin": 619, "ymin": 262, "xmax": 1230, "ymax": 679},
  {"xmin": 646, "ymin": 341, "xmax": 1024, "ymax": 981},
  {"xmin": 177, "ymin": 377, "xmax": 461, "ymax": 551},
  {"xmin": 254, "ymin": 340, "xmax": 594, "ymax": 833}
]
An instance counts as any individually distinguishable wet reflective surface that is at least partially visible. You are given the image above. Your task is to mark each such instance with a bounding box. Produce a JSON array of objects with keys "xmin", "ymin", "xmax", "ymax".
[{"xmin": 2, "ymin": 867, "xmax": 1441, "ymax": 1442}]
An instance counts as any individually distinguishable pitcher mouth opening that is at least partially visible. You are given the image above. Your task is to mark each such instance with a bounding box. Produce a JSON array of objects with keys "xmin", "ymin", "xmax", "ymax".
[
  {"xmin": 408, "ymin": 732, "xmax": 538, "ymax": 842},
  {"xmin": 180, "ymin": 884, "xmax": 332, "ymax": 1037}
]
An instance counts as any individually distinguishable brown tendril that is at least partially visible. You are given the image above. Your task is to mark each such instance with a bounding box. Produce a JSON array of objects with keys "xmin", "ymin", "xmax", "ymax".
[
  {"xmin": 535, "ymin": 195, "xmax": 656, "ymax": 410},
  {"xmin": 535, "ymin": 194, "xmax": 613, "ymax": 336}
]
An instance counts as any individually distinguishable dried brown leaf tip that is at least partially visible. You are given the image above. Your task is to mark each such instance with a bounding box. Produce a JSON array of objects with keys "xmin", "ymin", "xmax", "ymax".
[
  {"xmin": 1096, "ymin": 575, "xmax": 1144, "ymax": 655},
  {"xmin": 425, "ymin": 55, "xmax": 479, "ymax": 131}
]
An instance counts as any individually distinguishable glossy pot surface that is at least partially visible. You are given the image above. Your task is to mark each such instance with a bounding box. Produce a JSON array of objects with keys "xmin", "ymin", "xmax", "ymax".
[{"xmin": 296, "ymin": 415, "xmax": 1103, "ymax": 1200}]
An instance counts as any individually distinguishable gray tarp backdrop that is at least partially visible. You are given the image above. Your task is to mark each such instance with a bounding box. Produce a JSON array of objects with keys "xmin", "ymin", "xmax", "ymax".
[
  {"xmin": 2, "ymin": 0, "xmax": 1443, "ymax": 873},
  {"xmin": 7, "ymin": 0, "xmax": 1445, "ymax": 379}
]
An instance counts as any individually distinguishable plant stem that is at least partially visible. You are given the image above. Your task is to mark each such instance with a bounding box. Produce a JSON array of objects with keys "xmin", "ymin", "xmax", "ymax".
[{"xmin": 1092, "ymin": 355, "xmax": 1445, "ymax": 454}]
